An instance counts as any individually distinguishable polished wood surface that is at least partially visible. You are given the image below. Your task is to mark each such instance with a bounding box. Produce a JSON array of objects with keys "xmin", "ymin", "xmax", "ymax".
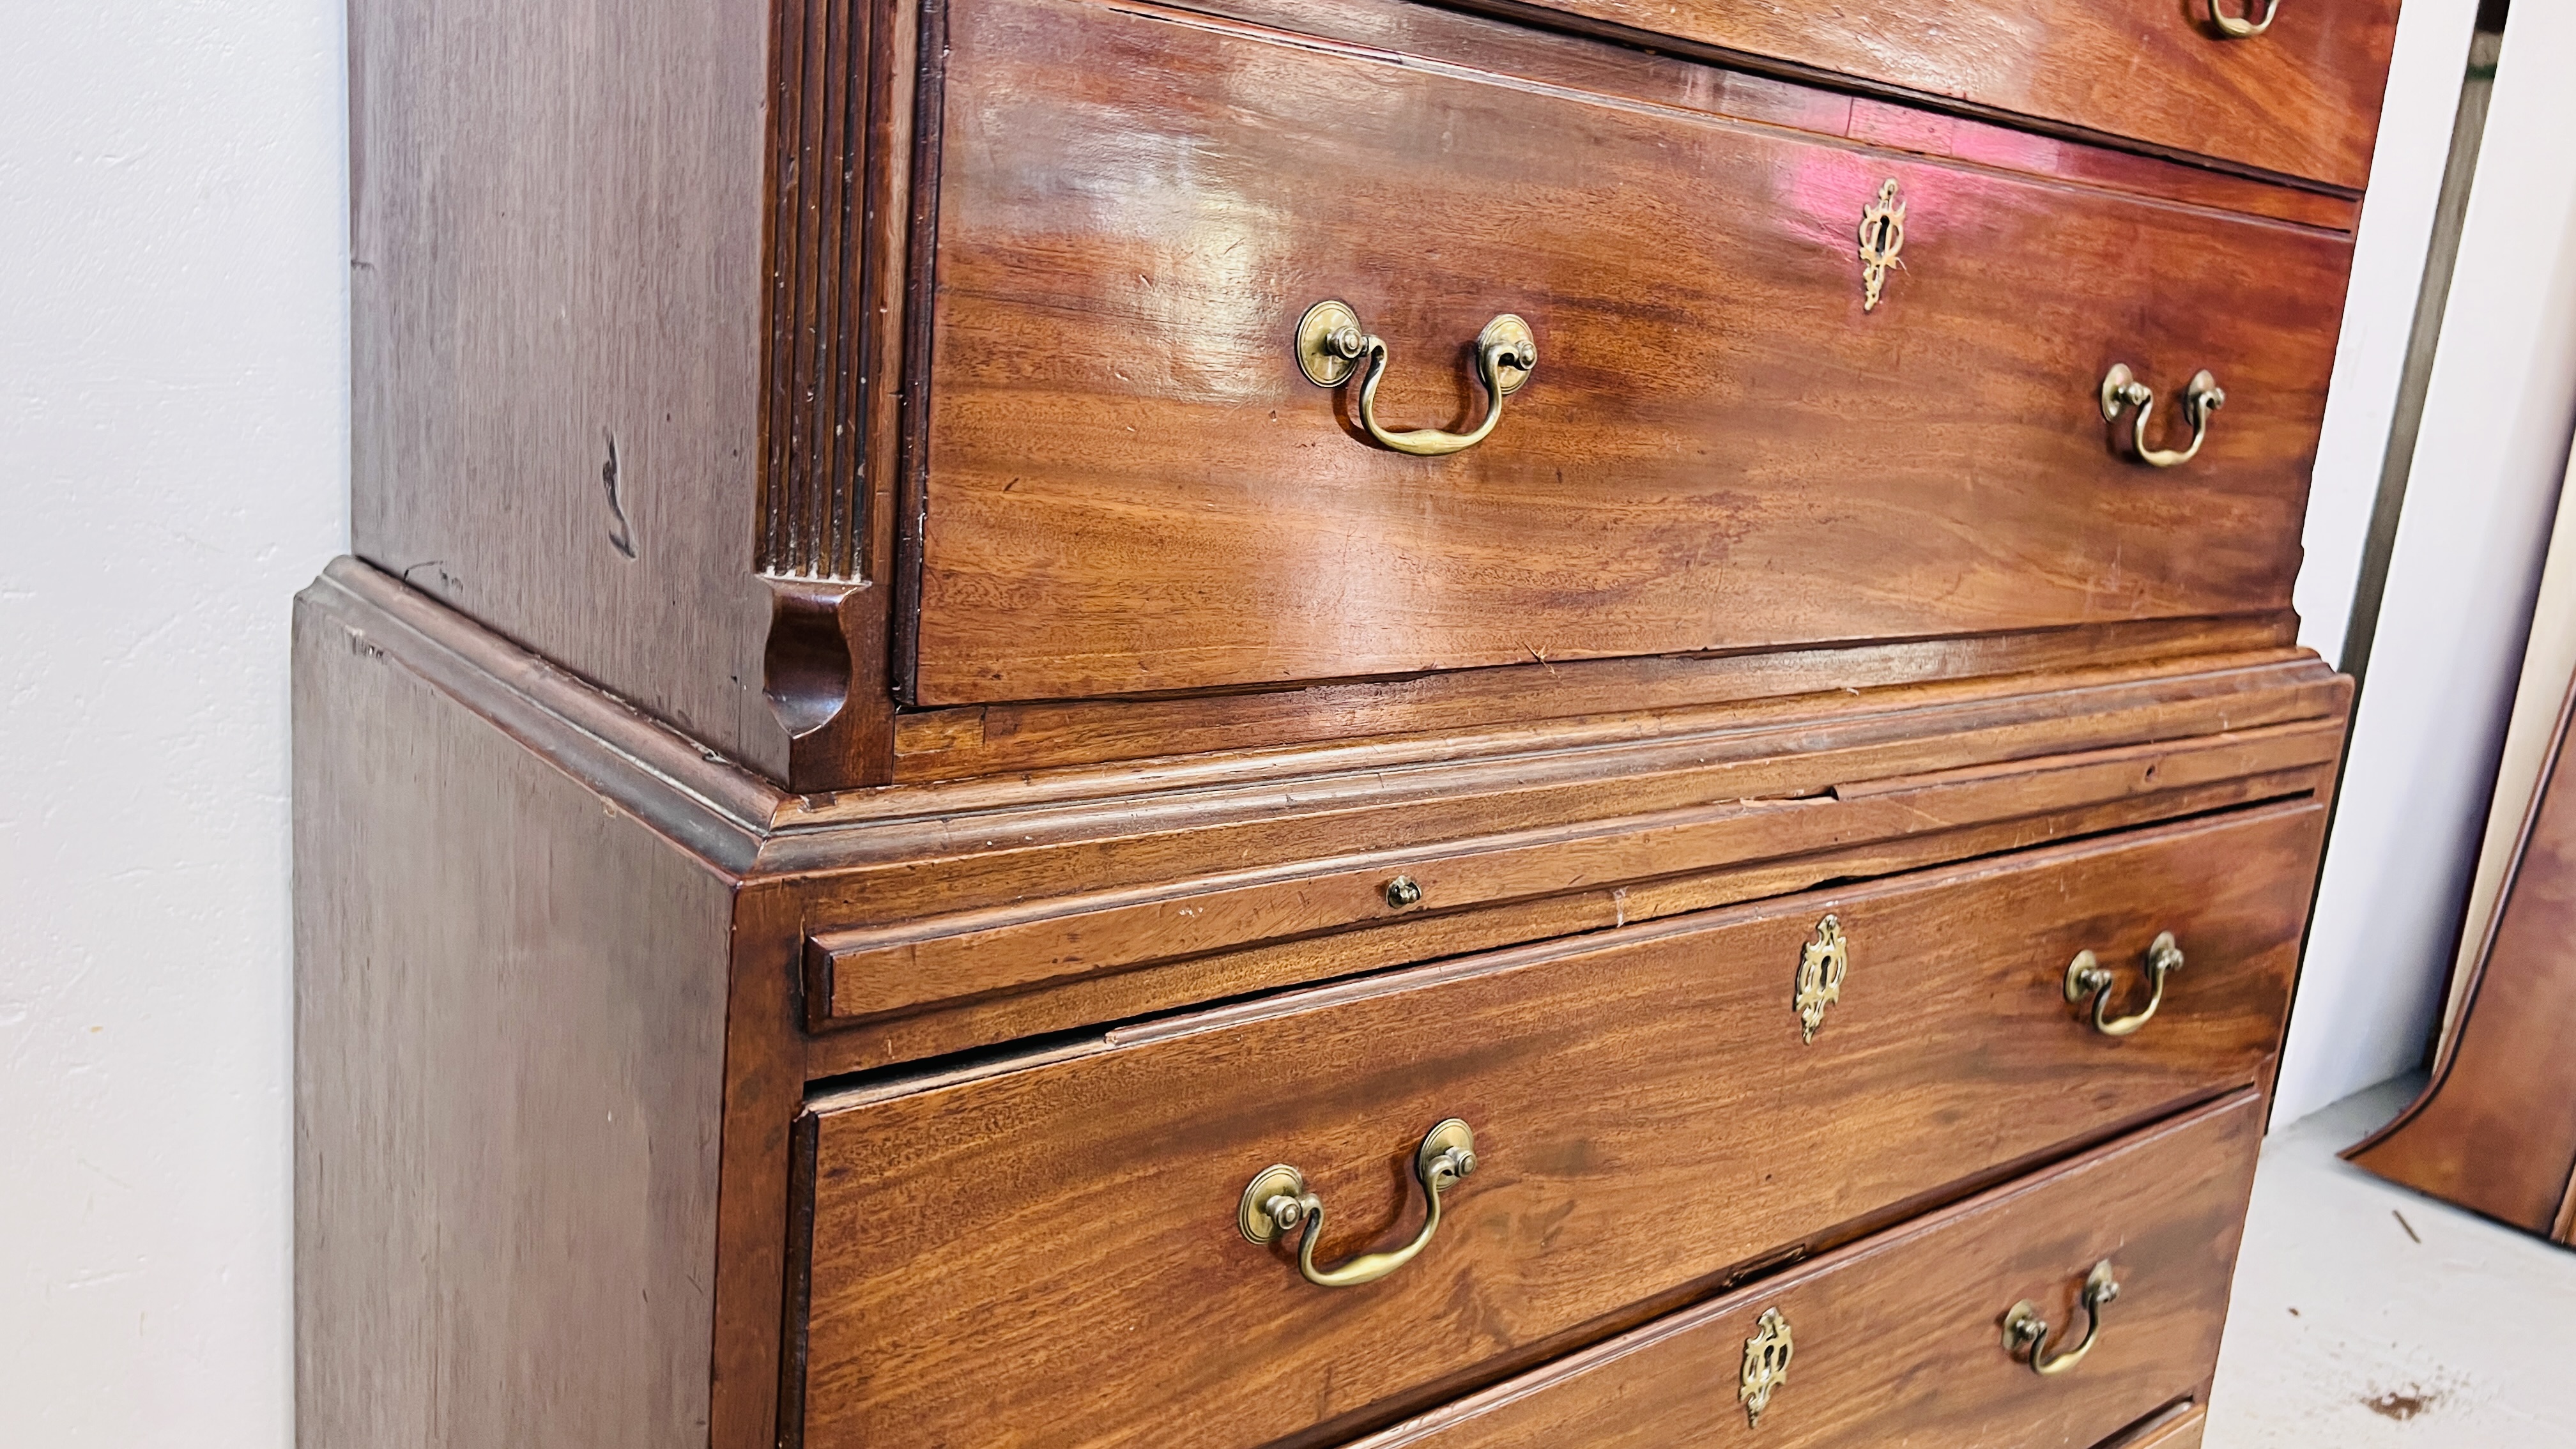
[
  {"xmin": 2113, "ymin": 1402, "xmax": 2211, "ymax": 1449},
  {"xmin": 1346, "ymin": 1094, "xmax": 2260, "ymax": 1448},
  {"xmin": 300, "ymin": 559, "xmax": 2348, "ymax": 1075},
  {"xmin": 297, "ymin": 562, "xmax": 2347, "ymax": 1449},
  {"xmin": 796, "ymin": 658, "xmax": 2346, "ymax": 1065},
  {"xmin": 1153, "ymin": 0, "xmax": 2361, "ymax": 229},
  {"xmin": 342, "ymin": 0, "xmax": 2389, "ymax": 791},
  {"xmin": 293, "ymin": 590, "xmax": 737, "ymax": 1448},
  {"xmin": 2347, "ymin": 673, "xmax": 2576, "ymax": 1242},
  {"xmin": 888, "ymin": 615, "xmax": 2305, "ymax": 782},
  {"xmin": 324, "ymin": 0, "xmax": 2390, "ymax": 1436},
  {"xmin": 793, "ymin": 807, "xmax": 2319, "ymax": 1448},
  {"xmin": 911, "ymin": 0, "xmax": 2354, "ymax": 705},
  {"xmin": 808, "ymin": 721, "xmax": 2340, "ymax": 1038},
  {"xmin": 1460, "ymin": 0, "xmax": 2398, "ymax": 191}
]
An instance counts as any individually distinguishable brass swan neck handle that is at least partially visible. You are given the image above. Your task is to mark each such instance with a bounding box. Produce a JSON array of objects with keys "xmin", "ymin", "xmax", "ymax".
[
  {"xmin": 1239, "ymin": 1118, "xmax": 1478, "ymax": 1288},
  {"xmin": 2065, "ymin": 931, "xmax": 2185, "ymax": 1038},
  {"xmin": 2101, "ymin": 364, "xmax": 2225, "ymax": 468},
  {"xmin": 2211, "ymin": 0, "xmax": 2282, "ymax": 38},
  {"xmin": 2004, "ymin": 1260, "xmax": 2122, "ymax": 1376},
  {"xmin": 1297, "ymin": 300, "xmax": 1535, "ymax": 457}
]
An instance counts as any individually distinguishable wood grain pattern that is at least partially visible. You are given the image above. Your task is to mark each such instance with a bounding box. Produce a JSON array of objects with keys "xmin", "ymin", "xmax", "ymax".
[
  {"xmin": 293, "ymin": 586, "xmax": 735, "ymax": 1448},
  {"xmin": 2113, "ymin": 1402, "xmax": 2211, "ymax": 1449},
  {"xmin": 784, "ymin": 658, "xmax": 2350, "ymax": 1064},
  {"xmin": 762, "ymin": 0, "xmax": 873, "ymax": 582},
  {"xmin": 801, "ymin": 762, "xmax": 2336, "ymax": 1080},
  {"xmin": 1456, "ymin": 0, "xmax": 2398, "ymax": 190},
  {"xmin": 348, "ymin": 0, "xmax": 785, "ymax": 772},
  {"xmin": 1346, "ymin": 1094, "xmax": 2261, "ymax": 1448},
  {"xmin": 809, "ymin": 719, "xmax": 2343, "ymax": 1031},
  {"xmin": 710, "ymin": 881, "xmax": 822, "ymax": 1449},
  {"xmin": 785, "ymin": 657, "xmax": 2345, "ymax": 896},
  {"xmin": 301, "ymin": 563, "xmax": 2350, "ymax": 1074},
  {"xmin": 793, "ymin": 806, "xmax": 2322, "ymax": 1448},
  {"xmin": 1162, "ymin": 0, "xmax": 2360, "ymax": 231},
  {"xmin": 2347, "ymin": 672, "xmax": 2576, "ymax": 1241},
  {"xmin": 756, "ymin": 0, "xmax": 924, "ymax": 789},
  {"xmin": 910, "ymin": 0, "xmax": 2355, "ymax": 704},
  {"xmin": 888, "ymin": 615, "xmax": 2304, "ymax": 781}
]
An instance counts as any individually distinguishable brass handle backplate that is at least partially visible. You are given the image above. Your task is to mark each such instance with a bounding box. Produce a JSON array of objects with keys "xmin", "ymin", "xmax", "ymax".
[
  {"xmin": 1239, "ymin": 1117, "xmax": 1478, "ymax": 1289},
  {"xmin": 2065, "ymin": 931, "xmax": 2185, "ymax": 1038},
  {"xmin": 2211, "ymin": 0, "xmax": 2281, "ymax": 37},
  {"xmin": 2004, "ymin": 1259, "xmax": 2122, "ymax": 1375},
  {"xmin": 2101, "ymin": 364, "xmax": 2225, "ymax": 468},
  {"xmin": 1297, "ymin": 300, "xmax": 1534, "ymax": 457}
]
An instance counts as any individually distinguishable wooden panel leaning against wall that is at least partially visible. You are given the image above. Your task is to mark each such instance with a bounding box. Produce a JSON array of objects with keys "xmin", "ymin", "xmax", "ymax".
[
  {"xmin": 2349, "ymin": 668, "xmax": 2576, "ymax": 1241},
  {"xmin": 348, "ymin": 0, "xmax": 2370, "ymax": 795}
]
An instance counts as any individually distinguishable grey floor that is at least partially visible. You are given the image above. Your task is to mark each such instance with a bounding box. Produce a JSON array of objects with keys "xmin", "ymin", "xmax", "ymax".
[{"xmin": 2206, "ymin": 1076, "xmax": 2576, "ymax": 1444}]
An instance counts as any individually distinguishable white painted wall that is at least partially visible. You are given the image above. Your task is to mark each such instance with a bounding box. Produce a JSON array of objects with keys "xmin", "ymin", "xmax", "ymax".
[
  {"xmin": 2277, "ymin": 3, "xmax": 2576, "ymax": 1126},
  {"xmin": 2294, "ymin": 0, "xmax": 2483, "ymax": 670},
  {"xmin": 0, "ymin": 1, "xmax": 348, "ymax": 1444}
]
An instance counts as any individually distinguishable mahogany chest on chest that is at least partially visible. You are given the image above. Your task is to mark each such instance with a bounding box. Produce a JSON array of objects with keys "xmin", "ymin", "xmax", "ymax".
[{"xmin": 298, "ymin": 0, "xmax": 2395, "ymax": 1444}]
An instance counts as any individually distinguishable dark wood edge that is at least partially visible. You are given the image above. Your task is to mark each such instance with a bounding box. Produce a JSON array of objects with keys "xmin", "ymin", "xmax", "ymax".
[
  {"xmin": 889, "ymin": 0, "xmax": 948, "ymax": 707},
  {"xmin": 2343, "ymin": 666, "xmax": 2576, "ymax": 1165},
  {"xmin": 774, "ymin": 1111, "xmax": 821, "ymax": 1449},
  {"xmin": 2099, "ymin": 1397, "xmax": 2207, "ymax": 1449},
  {"xmin": 2258, "ymin": 666, "xmax": 2358, "ymax": 1133},
  {"xmin": 302, "ymin": 558, "xmax": 781, "ymax": 873},
  {"xmin": 708, "ymin": 881, "xmax": 815, "ymax": 1449},
  {"xmin": 1416, "ymin": 0, "xmax": 2373, "ymax": 200}
]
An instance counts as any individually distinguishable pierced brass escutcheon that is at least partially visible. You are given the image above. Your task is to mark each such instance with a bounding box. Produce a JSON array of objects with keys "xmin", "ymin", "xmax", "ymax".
[
  {"xmin": 1740, "ymin": 1307, "xmax": 1795, "ymax": 1427},
  {"xmin": 1238, "ymin": 1118, "xmax": 1478, "ymax": 1289},
  {"xmin": 1857, "ymin": 179, "xmax": 1906, "ymax": 312},
  {"xmin": 2101, "ymin": 364, "xmax": 2226, "ymax": 468},
  {"xmin": 2004, "ymin": 1259, "xmax": 2122, "ymax": 1376},
  {"xmin": 1795, "ymin": 914, "xmax": 1848, "ymax": 1044},
  {"xmin": 1295, "ymin": 300, "xmax": 1535, "ymax": 457},
  {"xmin": 2064, "ymin": 931, "xmax": 2185, "ymax": 1038},
  {"xmin": 2211, "ymin": 0, "xmax": 2282, "ymax": 38}
]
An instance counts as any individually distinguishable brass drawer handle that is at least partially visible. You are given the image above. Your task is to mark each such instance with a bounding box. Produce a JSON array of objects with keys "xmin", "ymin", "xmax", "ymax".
[
  {"xmin": 1238, "ymin": 1117, "xmax": 1478, "ymax": 1288},
  {"xmin": 2101, "ymin": 364, "xmax": 2225, "ymax": 468},
  {"xmin": 2064, "ymin": 930, "xmax": 2185, "ymax": 1038},
  {"xmin": 1296, "ymin": 300, "xmax": 1535, "ymax": 457},
  {"xmin": 2004, "ymin": 1259, "xmax": 2122, "ymax": 1376},
  {"xmin": 2211, "ymin": 0, "xmax": 2281, "ymax": 37}
]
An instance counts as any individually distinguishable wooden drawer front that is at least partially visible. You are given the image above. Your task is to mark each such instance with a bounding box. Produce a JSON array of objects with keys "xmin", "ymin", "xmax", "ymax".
[
  {"xmin": 2119, "ymin": 1403, "xmax": 2211, "ymax": 1449},
  {"xmin": 1351, "ymin": 1092, "xmax": 2260, "ymax": 1448},
  {"xmin": 910, "ymin": 0, "xmax": 2352, "ymax": 706},
  {"xmin": 794, "ymin": 805, "xmax": 2319, "ymax": 1448},
  {"xmin": 1494, "ymin": 0, "xmax": 2396, "ymax": 191}
]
